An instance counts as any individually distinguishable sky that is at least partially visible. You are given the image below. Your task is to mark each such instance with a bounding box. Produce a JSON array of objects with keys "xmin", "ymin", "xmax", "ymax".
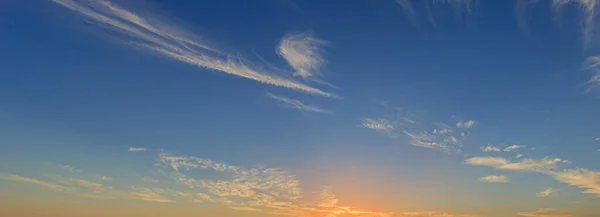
[{"xmin": 1, "ymin": 0, "xmax": 600, "ymax": 217}]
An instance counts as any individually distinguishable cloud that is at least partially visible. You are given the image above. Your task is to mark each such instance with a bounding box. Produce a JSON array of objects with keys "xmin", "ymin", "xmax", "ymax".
[
  {"xmin": 100, "ymin": 176, "xmax": 113, "ymax": 181},
  {"xmin": 361, "ymin": 118, "xmax": 396, "ymax": 134},
  {"xmin": 128, "ymin": 147, "xmax": 147, "ymax": 152},
  {"xmin": 466, "ymin": 156, "xmax": 561, "ymax": 172},
  {"xmin": 504, "ymin": 145, "xmax": 523, "ymax": 152},
  {"xmin": 50, "ymin": 0, "xmax": 336, "ymax": 98},
  {"xmin": 595, "ymin": 137, "xmax": 600, "ymax": 141},
  {"xmin": 584, "ymin": 56, "xmax": 600, "ymax": 92},
  {"xmin": 266, "ymin": 92, "xmax": 331, "ymax": 114},
  {"xmin": 129, "ymin": 187, "xmax": 174, "ymax": 203},
  {"xmin": 142, "ymin": 176, "xmax": 159, "ymax": 183},
  {"xmin": 277, "ymin": 33, "xmax": 329, "ymax": 81},
  {"xmin": 479, "ymin": 175, "xmax": 510, "ymax": 183},
  {"xmin": 548, "ymin": 169, "xmax": 600, "ymax": 196},
  {"xmin": 516, "ymin": 154, "xmax": 524, "ymax": 158},
  {"xmin": 537, "ymin": 187, "xmax": 555, "ymax": 197},
  {"xmin": 0, "ymin": 174, "xmax": 69, "ymax": 191},
  {"xmin": 467, "ymin": 156, "xmax": 600, "ymax": 197},
  {"xmin": 481, "ymin": 145, "xmax": 501, "ymax": 152},
  {"xmin": 394, "ymin": 0, "xmax": 474, "ymax": 28},
  {"xmin": 59, "ymin": 164, "xmax": 82, "ymax": 173},
  {"xmin": 517, "ymin": 208, "xmax": 574, "ymax": 217},
  {"xmin": 403, "ymin": 130, "xmax": 460, "ymax": 153},
  {"xmin": 456, "ymin": 120, "xmax": 477, "ymax": 128},
  {"xmin": 518, "ymin": 0, "xmax": 598, "ymax": 50}
]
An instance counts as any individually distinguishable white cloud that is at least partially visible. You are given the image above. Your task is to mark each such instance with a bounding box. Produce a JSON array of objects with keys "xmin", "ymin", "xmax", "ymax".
[
  {"xmin": 266, "ymin": 92, "xmax": 331, "ymax": 114},
  {"xmin": 504, "ymin": 145, "xmax": 523, "ymax": 152},
  {"xmin": 361, "ymin": 118, "xmax": 396, "ymax": 134},
  {"xmin": 0, "ymin": 174, "xmax": 69, "ymax": 191},
  {"xmin": 100, "ymin": 176, "xmax": 113, "ymax": 181},
  {"xmin": 129, "ymin": 187, "xmax": 174, "ymax": 203},
  {"xmin": 516, "ymin": 154, "xmax": 524, "ymax": 158},
  {"xmin": 481, "ymin": 145, "xmax": 501, "ymax": 152},
  {"xmin": 128, "ymin": 147, "xmax": 147, "ymax": 152},
  {"xmin": 584, "ymin": 56, "xmax": 600, "ymax": 92},
  {"xmin": 466, "ymin": 156, "xmax": 600, "ymax": 197},
  {"xmin": 548, "ymin": 169, "xmax": 600, "ymax": 196},
  {"xmin": 479, "ymin": 175, "xmax": 510, "ymax": 183},
  {"xmin": 517, "ymin": 208, "xmax": 574, "ymax": 217},
  {"xmin": 277, "ymin": 33, "xmax": 328, "ymax": 81},
  {"xmin": 537, "ymin": 187, "xmax": 555, "ymax": 197},
  {"xmin": 594, "ymin": 137, "xmax": 600, "ymax": 141},
  {"xmin": 403, "ymin": 130, "xmax": 460, "ymax": 153},
  {"xmin": 50, "ymin": 0, "xmax": 336, "ymax": 98},
  {"xmin": 60, "ymin": 164, "xmax": 82, "ymax": 173},
  {"xmin": 456, "ymin": 120, "xmax": 477, "ymax": 128}
]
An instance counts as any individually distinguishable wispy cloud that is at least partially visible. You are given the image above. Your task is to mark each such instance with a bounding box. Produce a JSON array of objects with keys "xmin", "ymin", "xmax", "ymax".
[
  {"xmin": 537, "ymin": 187, "xmax": 555, "ymax": 197},
  {"xmin": 266, "ymin": 92, "xmax": 331, "ymax": 114},
  {"xmin": 129, "ymin": 187, "xmax": 174, "ymax": 203},
  {"xmin": 595, "ymin": 137, "xmax": 600, "ymax": 141},
  {"xmin": 517, "ymin": 208, "xmax": 574, "ymax": 217},
  {"xmin": 481, "ymin": 144, "xmax": 501, "ymax": 152},
  {"xmin": 360, "ymin": 105, "xmax": 475, "ymax": 153},
  {"xmin": 361, "ymin": 118, "xmax": 396, "ymax": 135},
  {"xmin": 394, "ymin": 0, "xmax": 474, "ymax": 28},
  {"xmin": 50, "ymin": 0, "xmax": 336, "ymax": 98},
  {"xmin": 100, "ymin": 176, "xmax": 113, "ymax": 181},
  {"xmin": 456, "ymin": 120, "xmax": 477, "ymax": 128},
  {"xmin": 479, "ymin": 175, "xmax": 510, "ymax": 183},
  {"xmin": 466, "ymin": 156, "xmax": 561, "ymax": 172},
  {"xmin": 0, "ymin": 174, "xmax": 69, "ymax": 191},
  {"xmin": 128, "ymin": 147, "xmax": 147, "ymax": 152},
  {"xmin": 518, "ymin": 0, "xmax": 599, "ymax": 50},
  {"xmin": 504, "ymin": 145, "xmax": 523, "ymax": 152},
  {"xmin": 59, "ymin": 164, "xmax": 82, "ymax": 173},
  {"xmin": 584, "ymin": 56, "xmax": 600, "ymax": 92},
  {"xmin": 277, "ymin": 32, "xmax": 329, "ymax": 83},
  {"xmin": 466, "ymin": 156, "xmax": 600, "ymax": 197}
]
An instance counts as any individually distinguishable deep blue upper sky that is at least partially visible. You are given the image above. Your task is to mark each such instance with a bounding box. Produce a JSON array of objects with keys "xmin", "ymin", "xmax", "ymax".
[{"xmin": 1, "ymin": 1, "xmax": 599, "ymax": 217}]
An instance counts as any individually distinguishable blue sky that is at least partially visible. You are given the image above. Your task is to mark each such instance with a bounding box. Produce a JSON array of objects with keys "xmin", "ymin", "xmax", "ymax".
[{"xmin": 1, "ymin": 0, "xmax": 600, "ymax": 217}]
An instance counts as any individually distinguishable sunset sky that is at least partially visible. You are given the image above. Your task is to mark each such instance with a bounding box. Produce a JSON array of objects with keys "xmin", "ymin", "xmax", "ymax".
[{"xmin": 1, "ymin": 0, "xmax": 600, "ymax": 217}]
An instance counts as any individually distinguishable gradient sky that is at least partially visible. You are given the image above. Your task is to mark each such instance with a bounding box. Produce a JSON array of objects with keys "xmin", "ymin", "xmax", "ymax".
[{"xmin": 1, "ymin": 0, "xmax": 600, "ymax": 217}]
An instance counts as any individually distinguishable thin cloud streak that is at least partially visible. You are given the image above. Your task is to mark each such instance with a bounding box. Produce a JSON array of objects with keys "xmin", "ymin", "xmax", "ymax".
[
  {"xmin": 267, "ymin": 92, "xmax": 331, "ymax": 114},
  {"xmin": 50, "ymin": 0, "xmax": 337, "ymax": 98},
  {"xmin": 517, "ymin": 208, "xmax": 574, "ymax": 217},
  {"xmin": 479, "ymin": 175, "xmax": 510, "ymax": 183},
  {"xmin": 128, "ymin": 147, "xmax": 147, "ymax": 152}
]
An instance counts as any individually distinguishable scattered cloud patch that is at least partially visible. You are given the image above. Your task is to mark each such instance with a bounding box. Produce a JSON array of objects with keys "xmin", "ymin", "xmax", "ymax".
[
  {"xmin": 100, "ymin": 176, "xmax": 113, "ymax": 181},
  {"xmin": 516, "ymin": 154, "xmax": 524, "ymax": 158},
  {"xmin": 504, "ymin": 145, "xmax": 523, "ymax": 152},
  {"xmin": 266, "ymin": 92, "xmax": 331, "ymax": 114},
  {"xmin": 517, "ymin": 208, "xmax": 574, "ymax": 217},
  {"xmin": 0, "ymin": 174, "xmax": 69, "ymax": 191},
  {"xmin": 50, "ymin": 0, "xmax": 337, "ymax": 98},
  {"xmin": 60, "ymin": 164, "xmax": 82, "ymax": 173},
  {"xmin": 128, "ymin": 147, "xmax": 147, "ymax": 152},
  {"xmin": 467, "ymin": 156, "xmax": 600, "ymax": 197},
  {"xmin": 456, "ymin": 120, "xmax": 477, "ymax": 128},
  {"xmin": 361, "ymin": 118, "xmax": 396, "ymax": 135},
  {"xmin": 537, "ymin": 187, "xmax": 555, "ymax": 197},
  {"xmin": 479, "ymin": 175, "xmax": 510, "ymax": 183},
  {"xmin": 481, "ymin": 145, "xmax": 501, "ymax": 152}
]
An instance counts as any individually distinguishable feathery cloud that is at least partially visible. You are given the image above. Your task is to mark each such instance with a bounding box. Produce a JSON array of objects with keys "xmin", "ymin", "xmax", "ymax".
[
  {"xmin": 479, "ymin": 175, "xmax": 510, "ymax": 183},
  {"xmin": 481, "ymin": 145, "xmax": 501, "ymax": 152},
  {"xmin": 516, "ymin": 154, "xmax": 524, "ymax": 158},
  {"xmin": 548, "ymin": 169, "xmax": 600, "ymax": 195},
  {"xmin": 517, "ymin": 208, "xmax": 574, "ymax": 217},
  {"xmin": 129, "ymin": 187, "xmax": 174, "ymax": 203},
  {"xmin": 60, "ymin": 164, "xmax": 82, "ymax": 173},
  {"xmin": 537, "ymin": 187, "xmax": 555, "ymax": 197},
  {"xmin": 361, "ymin": 118, "xmax": 396, "ymax": 135},
  {"xmin": 456, "ymin": 120, "xmax": 477, "ymax": 128},
  {"xmin": 50, "ymin": 0, "xmax": 336, "ymax": 98},
  {"xmin": 277, "ymin": 33, "xmax": 328, "ymax": 81},
  {"xmin": 0, "ymin": 174, "xmax": 69, "ymax": 191},
  {"xmin": 394, "ymin": 0, "xmax": 474, "ymax": 28},
  {"xmin": 584, "ymin": 56, "xmax": 600, "ymax": 92},
  {"xmin": 266, "ymin": 92, "xmax": 331, "ymax": 114},
  {"xmin": 504, "ymin": 145, "xmax": 523, "ymax": 152},
  {"xmin": 128, "ymin": 147, "xmax": 147, "ymax": 152},
  {"xmin": 467, "ymin": 156, "xmax": 600, "ymax": 197},
  {"xmin": 518, "ymin": 0, "xmax": 599, "ymax": 50}
]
